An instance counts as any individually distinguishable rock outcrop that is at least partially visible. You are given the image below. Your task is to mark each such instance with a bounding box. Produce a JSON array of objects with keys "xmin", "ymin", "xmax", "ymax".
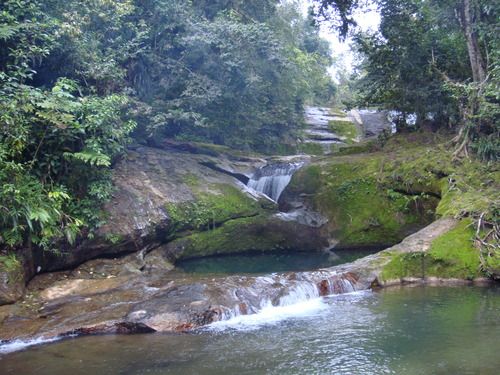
[{"xmin": 4, "ymin": 142, "xmax": 326, "ymax": 301}]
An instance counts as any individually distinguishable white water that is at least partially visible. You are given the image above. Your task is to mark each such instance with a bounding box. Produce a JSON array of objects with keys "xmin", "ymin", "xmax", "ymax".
[
  {"xmin": 207, "ymin": 271, "xmax": 361, "ymax": 332},
  {"xmin": 207, "ymin": 290, "xmax": 370, "ymax": 332},
  {"xmin": 247, "ymin": 162, "xmax": 303, "ymax": 201},
  {"xmin": 207, "ymin": 298, "xmax": 328, "ymax": 331},
  {"xmin": 0, "ymin": 336, "xmax": 64, "ymax": 354}
]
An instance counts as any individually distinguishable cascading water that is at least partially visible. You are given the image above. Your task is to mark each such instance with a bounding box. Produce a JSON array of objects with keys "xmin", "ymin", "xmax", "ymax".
[
  {"xmin": 207, "ymin": 271, "xmax": 359, "ymax": 330},
  {"xmin": 247, "ymin": 162, "xmax": 303, "ymax": 202}
]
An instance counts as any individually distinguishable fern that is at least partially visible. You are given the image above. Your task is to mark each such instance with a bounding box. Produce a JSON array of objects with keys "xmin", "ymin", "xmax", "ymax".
[{"xmin": 64, "ymin": 151, "xmax": 111, "ymax": 167}]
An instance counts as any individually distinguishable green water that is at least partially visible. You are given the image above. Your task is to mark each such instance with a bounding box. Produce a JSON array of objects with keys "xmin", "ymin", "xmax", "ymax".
[
  {"xmin": 1, "ymin": 286, "xmax": 498, "ymax": 374},
  {"xmin": 176, "ymin": 249, "xmax": 379, "ymax": 275}
]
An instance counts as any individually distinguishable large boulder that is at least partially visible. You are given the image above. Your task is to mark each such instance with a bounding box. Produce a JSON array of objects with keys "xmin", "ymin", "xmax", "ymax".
[
  {"xmin": 280, "ymin": 147, "xmax": 440, "ymax": 249},
  {"xmin": 32, "ymin": 144, "xmax": 330, "ymax": 275},
  {"xmin": 37, "ymin": 145, "xmax": 268, "ymax": 272}
]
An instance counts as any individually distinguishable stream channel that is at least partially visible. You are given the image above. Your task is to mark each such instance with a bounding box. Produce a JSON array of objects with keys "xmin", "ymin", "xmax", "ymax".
[{"xmin": 0, "ymin": 286, "xmax": 498, "ymax": 374}]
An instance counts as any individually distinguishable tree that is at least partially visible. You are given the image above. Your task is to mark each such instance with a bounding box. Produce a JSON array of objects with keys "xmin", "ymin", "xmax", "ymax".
[{"xmin": 461, "ymin": 0, "xmax": 486, "ymax": 83}]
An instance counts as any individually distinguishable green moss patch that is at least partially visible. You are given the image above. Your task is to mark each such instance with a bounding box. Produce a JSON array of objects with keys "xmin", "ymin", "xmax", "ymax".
[
  {"xmin": 165, "ymin": 184, "xmax": 263, "ymax": 236},
  {"xmin": 298, "ymin": 142, "xmax": 325, "ymax": 155},
  {"xmin": 380, "ymin": 219, "xmax": 483, "ymax": 281},
  {"xmin": 288, "ymin": 153, "xmax": 438, "ymax": 248},
  {"xmin": 171, "ymin": 215, "xmax": 285, "ymax": 259},
  {"xmin": 328, "ymin": 120, "xmax": 359, "ymax": 144},
  {"xmin": 0, "ymin": 253, "xmax": 23, "ymax": 283}
]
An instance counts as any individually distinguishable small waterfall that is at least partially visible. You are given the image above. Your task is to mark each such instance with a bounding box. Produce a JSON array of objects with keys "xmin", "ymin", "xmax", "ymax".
[
  {"xmin": 247, "ymin": 162, "xmax": 303, "ymax": 202},
  {"xmin": 206, "ymin": 272, "xmax": 360, "ymax": 330}
]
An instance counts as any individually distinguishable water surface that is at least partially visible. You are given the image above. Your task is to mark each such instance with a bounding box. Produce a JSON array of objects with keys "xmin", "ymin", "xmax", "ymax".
[
  {"xmin": 1, "ymin": 286, "xmax": 498, "ymax": 375},
  {"xmin": 176, "ymin": 249, "xmax": 379, "ymax": 275}
]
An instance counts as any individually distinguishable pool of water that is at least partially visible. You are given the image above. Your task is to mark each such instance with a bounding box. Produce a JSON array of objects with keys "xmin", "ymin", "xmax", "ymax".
[
  {"xmin": 1, "ymin": 286, "xmax": 498, "ymax": 374},
  {"xmin": 176, "ymin": 248, "xmax": 380, "ymax": 275}
]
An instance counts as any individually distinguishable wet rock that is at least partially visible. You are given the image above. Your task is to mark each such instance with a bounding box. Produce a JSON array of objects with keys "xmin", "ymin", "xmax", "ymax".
[
  {"xmin": 279, "ymin": 152, "xmax": 439, "ymax": 249},
  {"xmin": 160, "ymin": 215, "xmax": 329, "ymax": 261},
  {"xmin": 32, "ymin": 146, "xmax": 271, "ymax": 274},
  {"xmin": 0, "ymin": 255, "xmax": 25, "ymax": 306}
]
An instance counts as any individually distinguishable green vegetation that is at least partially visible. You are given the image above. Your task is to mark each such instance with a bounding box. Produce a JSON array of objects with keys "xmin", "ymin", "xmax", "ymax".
[
  {"xmin": 0, "ymin": 254, "xmax": 21, "ymax": 276},
  {"xmin": 298, "ymin": 143, "xmax": 325, "ymax": 156},
  {"xmin": 0, "ymin": 0, "xmax": 497, "ymax": 284},
  {"xmin": 289, "ymin": 131, "xmax": 498, "ymax": 254},
  {"xmin": 381, "ymin": 219, "xmax": 483, "ymax": 281},
  {"xmin": 0, "ymin": 0, "xmax": 334, "ymax": 252},
  {"xmin": 165, "ymin": 184, "xmax": 264, "ymax": 236},
  {"xmin": 169, "ymin": 215, "xmax": 283, "ymax": 260},
  {"xmin": 288, "ymin": 139, "xmax": 441, "ymax": 247},
  {"xmin": 328, "ymin": 119, "xmax": 358, "ymax": 143},
  {"xmin": 324, "ymin": 0, "xmax": 499, "ymax": 160}
]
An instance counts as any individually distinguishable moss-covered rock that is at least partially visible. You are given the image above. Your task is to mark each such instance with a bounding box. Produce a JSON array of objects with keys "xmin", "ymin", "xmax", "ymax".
[
  {"xmin": 283, "ymin": 132, "xmax": 498, "ymax": 257},
  {"xmin": 283, "ymin": 151, "xmax": 438, "ymax": 248},
  {"xmin": 0, "ymin": 254, "xmax": 25, "ymax": 305},
  {"xmin": 380, "ymin": 219, "xmax": 484, "ymax": 282},
  {"xmin": 165, "ymin": 184, "xmax": 265, "ymax": 237},
  {"xmin": 328, "ymin": 119, "xmax": 359, "ymax": 144},
  {"xmin": 162, "ymin": 214, "xmax": 328, "ymax": 261}
]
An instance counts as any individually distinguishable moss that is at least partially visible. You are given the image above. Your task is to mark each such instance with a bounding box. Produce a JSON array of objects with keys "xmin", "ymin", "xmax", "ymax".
[
  {"xmin": 182, "ymin": 173, "xmax": 201, "ymax": 188},
  {"xmin": 165, "ymin": 184, "xmax": 263, "ymax": 236},
  {"xmin": 172, "ymin": 215, "xmax": 286, "ymax": 259},
  {"xmin": 298, "ymin": 142, "xmax": 325, "ymax": 155},
  {"xmin": 436, "ymin": 164, "xmax": 499, "ymax": 219},
  {"xmin": 328, "ymin": 119, "xmax": 359, "ymax": 144},
  {"xmin": 426, "ymin": 219, "xmax": 482, "ymax": 278},
  {"xmin": 0, "ymin": 254, "xmax": 23, "ymax": 283},
  {"xmin": 287, "ymin": 165, "xmax": 323, "ymax": 195},
  {"xmin": 380, "ymin": 219, "xmax": 483, "ymax": 281},
  {"xmin": 333, "ymin": 141, "xmax": 378, "ymax": 156},
  {"xmin": 380, "ymin": 251, "xmax": 427, "ymax": 281},
  {"xmin": 304, "ymin": 158, "xmax": 436, "ymax": 247},
  {"xmin": 329, "ymin": 109, "xmax": 348, "ymax": 117}
]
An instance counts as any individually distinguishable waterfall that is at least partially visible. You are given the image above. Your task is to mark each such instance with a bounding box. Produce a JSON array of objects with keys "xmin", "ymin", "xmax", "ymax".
[
  {"xmin": 247, "ymin": 162, "xmax": 303, "ymax": 202},
  {"xmin": 206, "ymin": 272, "xmax": 360, "ymax": 330}
]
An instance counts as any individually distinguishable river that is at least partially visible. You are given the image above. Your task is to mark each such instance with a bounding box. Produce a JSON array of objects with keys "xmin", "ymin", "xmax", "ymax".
[{"xmin": 1, "ymin": 286, "xmax": 498, "ymax": 374}]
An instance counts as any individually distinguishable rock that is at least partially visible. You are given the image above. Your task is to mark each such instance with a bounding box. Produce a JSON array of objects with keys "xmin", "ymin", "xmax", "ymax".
[
  {"xmin": 160, "ymin": 214, "xmax": 329, "ymax": 261},
  {"xmin": 37, "ymin": 146, "xmax": 272, "ymax": 273},
  {"xmin": 0, "ymin": 255, "xmax": 25, "ymax": 306},
  {"xmin": 279, "ymin": 150, "xmax": 439, "ymax": 249}
]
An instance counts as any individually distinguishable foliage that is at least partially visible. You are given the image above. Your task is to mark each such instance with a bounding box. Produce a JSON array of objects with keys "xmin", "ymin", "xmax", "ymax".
[
  {"xmin": 320, "ymin": 0, "xmax": 499, "ymax": 160},
  {"xmin": 0, "ymin": 1, "xmax": 135, "ymax": 250},
  {"xmin": 0, "ymin": 0, "xmax": 334, "ymax": 250}
]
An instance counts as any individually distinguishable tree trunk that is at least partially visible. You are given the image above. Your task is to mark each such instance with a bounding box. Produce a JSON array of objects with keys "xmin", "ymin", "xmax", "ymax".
[{"xmin": 462, "ymin": 0, "xmax": 486, "ymax": 82}]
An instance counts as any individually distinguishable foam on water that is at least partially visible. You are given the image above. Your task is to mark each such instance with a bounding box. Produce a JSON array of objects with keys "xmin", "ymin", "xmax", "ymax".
[
  {"xmin": 0, "ymin": 336, "xmax": 64, "ymax": 354},
  {"xmin": 206, "ymin": 297, "xmax": 329, "ymax": 331}
]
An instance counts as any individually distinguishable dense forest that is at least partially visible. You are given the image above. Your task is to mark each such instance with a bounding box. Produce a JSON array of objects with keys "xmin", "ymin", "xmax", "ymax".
[{"xmin": 0, "ymin": 0, "xmax": 498, "ymax": 254}]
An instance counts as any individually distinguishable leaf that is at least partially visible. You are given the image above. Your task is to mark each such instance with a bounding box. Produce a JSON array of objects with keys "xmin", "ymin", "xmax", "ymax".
[{"xmin": 64, "ymin": 151, "xmax": 111, "ymax": 167}]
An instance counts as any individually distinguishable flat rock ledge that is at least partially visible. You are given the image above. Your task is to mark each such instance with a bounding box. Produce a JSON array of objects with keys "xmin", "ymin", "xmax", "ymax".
[{"xmin": 0, "ymin": 218, "xmax": 492, "ymax": 345}]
